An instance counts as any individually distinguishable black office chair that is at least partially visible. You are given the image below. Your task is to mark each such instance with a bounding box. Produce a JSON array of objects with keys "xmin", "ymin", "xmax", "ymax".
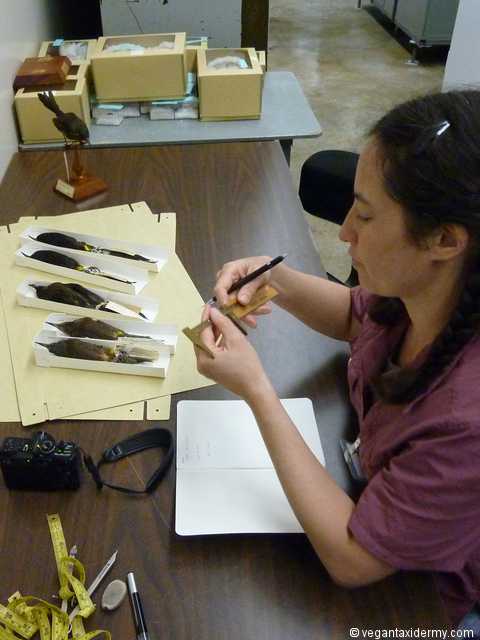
[{"xmin": 299, "ymin": 149, "xmax": 359, "ymax": 287}]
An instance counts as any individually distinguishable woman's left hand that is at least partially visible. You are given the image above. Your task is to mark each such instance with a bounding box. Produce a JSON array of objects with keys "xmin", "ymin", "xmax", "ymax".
[{"xmin": 194, "ymin": 305, "xmax": 274, "ymax": 403}]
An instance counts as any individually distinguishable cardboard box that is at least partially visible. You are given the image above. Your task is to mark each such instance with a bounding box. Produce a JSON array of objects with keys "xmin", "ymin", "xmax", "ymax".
[
  {"xmin": 15, "ymin": 64, "xmax": 90, "ymax": 144},
  {"xmin": 91, "ymin": 33, "xmax": 187, "ymax": 102},
  {"xmin": 197, "ymin": 48, "xmax": 263, "ymax": 121},
  {"xmin": 186, "ymin": 37, "xmax": 208, "ymax": 73},
  {"xmin": 38, "ymin": 39, "xmax": 97, "ymax": 64}
]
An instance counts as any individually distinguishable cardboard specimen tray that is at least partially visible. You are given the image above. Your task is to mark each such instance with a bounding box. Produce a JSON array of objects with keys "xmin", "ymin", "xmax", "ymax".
[
  {"xmin": 21, "ymin": 226, "xmax": 168, "ymax": 272},
  {"xmin": 16, "ymin": 242, "xmax": 149, "ymax": 295},
  {"xmin": 17, "ymin": 279, "xmax": 159, "ymax": 321},
  {"xmin": 43, "ymin": 313, "xmax": 178, "ymax": 354},
  {"xmin": 33, "ymin": 332, "xmax": 172, "ymax": 378}
]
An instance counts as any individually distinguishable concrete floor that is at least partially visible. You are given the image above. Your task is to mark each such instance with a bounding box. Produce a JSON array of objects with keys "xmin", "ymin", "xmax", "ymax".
[{"xmin": 268, "ymin": 0, "xmax": 446, "ymax": 279}]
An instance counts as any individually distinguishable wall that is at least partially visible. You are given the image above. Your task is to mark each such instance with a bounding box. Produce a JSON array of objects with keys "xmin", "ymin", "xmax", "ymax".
[
  {"xmin": 443, "ymin": 0, "xmax": 480, "ymax": 90},
  {"xmin": 0, "ymin": 1, "xmax": 61, "ymax": 180}
]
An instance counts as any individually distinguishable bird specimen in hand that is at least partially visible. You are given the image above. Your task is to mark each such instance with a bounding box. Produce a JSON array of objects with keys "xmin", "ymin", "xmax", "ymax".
[
  {"xmin": 32, "ymin": 232, "xmax": 156, "ymax": 264},
  {"xmin": 25, "ymin": 250, "xmax": 135, "ymax": 285},
  {"xmin": 46, "ymin": 317, "xmax": 149, "ymax": 340},
  {"xmin": 30, "ymin": 282, "xmax": 147, "ymax": 319},
  {"xmin": 36, "ymin": 339, "xmax": 155, "ymax": 364},
  {"xmin": 37, "ymin": 91, "xmax": 89, "ymax": 143}
]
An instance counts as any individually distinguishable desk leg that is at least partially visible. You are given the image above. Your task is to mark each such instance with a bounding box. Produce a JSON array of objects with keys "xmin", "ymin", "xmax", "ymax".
[
  {"xmin": 280, "ymin": 139, "xmax": 292, "ymax": 166},
  {"xmin": 357, "ymin": 0, "xmax": 361, "ymax": 7}
]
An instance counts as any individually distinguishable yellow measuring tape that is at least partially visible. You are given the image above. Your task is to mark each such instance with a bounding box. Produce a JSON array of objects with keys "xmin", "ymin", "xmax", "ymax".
[
  {"xmin": 47, "ymin": 514, "xmax": 95, "ymax": 618},
  {"xmin": 0, "ymin": 514, "xmax": 112, "ymax": 640}
]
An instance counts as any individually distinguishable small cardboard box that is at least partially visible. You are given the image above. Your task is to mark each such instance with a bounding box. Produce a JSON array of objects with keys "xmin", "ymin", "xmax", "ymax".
[
  {"xmin": 15, "ymin": 64, "xmax": 90, "ymax": 144},
  {"xmin": 38, "ymin": 39, "xmax": 97, "ymax": 90},
  {"xmin": 186, "ymin": 37, "xmax": 208, "ymax": 73},
  {"xmin": 91, "ymin": 33, "xmax": 187, "ymax": 102},
  {"xmin": 197, "ymin": 48, "xmax": 263, "ymax": 121},
  {"xmin": 38, "ymin": 39, "xmax": 97, "ymax": 64}
]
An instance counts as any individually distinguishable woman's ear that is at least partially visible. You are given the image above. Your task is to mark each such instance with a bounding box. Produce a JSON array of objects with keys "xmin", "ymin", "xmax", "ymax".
[{"xmin": 429, "ymin": 224, "xmax": 470, "ymax": 262}]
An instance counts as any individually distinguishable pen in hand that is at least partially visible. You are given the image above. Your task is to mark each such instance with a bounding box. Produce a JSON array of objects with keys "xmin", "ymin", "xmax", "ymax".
[
  {"xmin": 207, "ymin": 254, "xmax": 287, "ymax": 306},
  {"xmin": 127, "ymin": 572, "xmax": 150, "ymax": 640}
]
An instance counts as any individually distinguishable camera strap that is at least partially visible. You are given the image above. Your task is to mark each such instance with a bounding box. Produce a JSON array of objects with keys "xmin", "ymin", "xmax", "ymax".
[{"xmin": 82, "ymin": 428, "xmax": 174, "ymax": 495}]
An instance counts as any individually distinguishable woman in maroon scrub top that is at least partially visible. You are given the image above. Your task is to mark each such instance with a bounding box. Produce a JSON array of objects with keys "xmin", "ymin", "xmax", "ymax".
[{"xmin": 194, "ymin": 90, "xmax": 480, "ymax": 634}]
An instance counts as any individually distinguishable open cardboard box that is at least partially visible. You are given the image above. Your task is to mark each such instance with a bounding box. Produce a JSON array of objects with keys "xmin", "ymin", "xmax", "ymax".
[
  {"xmin": 38, "ymin": 39, "xmax": 97, "ymax": 63},
  {"xmin": 17, "ymin": 279, "xmax": 159, "ymax": 322},
  {"xmin": 43, "ymin": 313, "xmax": 178, "ymax": 355},
  {"xmin": 197, "ymin": 48, "xmax": 263, "ymax": 121},
  {"xmin": 20, "ymin": 225, "xmax": 168, "ymax": 273},
  {"xmin": 14, "ymin": 63, "xmax": 90, "ymax": 143},
  {"xmin": 92, "ymin": 33, "xmax": 187, "ymax": 102},
  {"xmin": 16, "ymin": 242, "xmax": 150, "ymax": 295}
]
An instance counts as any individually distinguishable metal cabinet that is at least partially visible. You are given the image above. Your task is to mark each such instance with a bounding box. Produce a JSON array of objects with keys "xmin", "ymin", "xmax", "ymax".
[
  {"xmin": 99, "ymin": 0, "xmax": 242, "ymax": 47},
  {"xmin": 371, "ymin": 0, "xmax": 397, "ymax": 21},
  {"xmin": 394, "ymin": 0, "xmax": 460, "ymax": 46}
]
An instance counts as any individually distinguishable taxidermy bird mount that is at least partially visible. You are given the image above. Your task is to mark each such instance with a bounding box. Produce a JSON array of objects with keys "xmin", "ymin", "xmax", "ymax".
[{"xmin": 38, "ymin": 90, "xmax": 107, "ymax": 202}]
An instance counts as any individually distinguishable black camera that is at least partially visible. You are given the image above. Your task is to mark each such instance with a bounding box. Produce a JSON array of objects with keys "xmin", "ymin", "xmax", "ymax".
[{"xmin": 0, "ymin": 431, "xmax": 82, "ymax": 490}]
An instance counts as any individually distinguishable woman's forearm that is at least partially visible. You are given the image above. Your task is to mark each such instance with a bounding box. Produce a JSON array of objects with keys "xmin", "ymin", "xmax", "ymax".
[{"xmin": 247, "ymin": 385, "xmax": 394, "ymax": 586}]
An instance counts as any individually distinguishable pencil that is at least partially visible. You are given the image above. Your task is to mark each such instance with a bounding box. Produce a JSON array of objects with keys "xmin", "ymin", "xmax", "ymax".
[{"xmin": 207, "ymin": 254, "xmax": 287, "ymax": 306}]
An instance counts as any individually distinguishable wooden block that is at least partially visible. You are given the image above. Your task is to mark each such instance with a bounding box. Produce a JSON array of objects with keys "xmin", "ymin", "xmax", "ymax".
[
  {"xmin": 183, "ymin": 284, "xmax": 278, "ymax": 357},
  {"xmin": 14, "ymin": 56, "xmax": 71, "ymax": 90},
  {"xmin": 92, "ymin": 33, "xmax": 187, "ymax": 102},
  {"xmin": 197, "ymin": 48, "xmax": 263, "ymax": 121}
]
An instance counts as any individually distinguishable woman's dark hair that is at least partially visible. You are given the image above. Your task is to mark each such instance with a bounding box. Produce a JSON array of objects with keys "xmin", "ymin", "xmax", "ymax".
[{"xmin": 368, "ymin": 90, "xmax": 480, "ymax": 404}]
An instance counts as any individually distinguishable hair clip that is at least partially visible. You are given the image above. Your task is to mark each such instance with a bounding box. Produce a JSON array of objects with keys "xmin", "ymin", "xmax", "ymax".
[{"xmin": 436, "ymin": 120, "xmax": 451, "ymax": 137}]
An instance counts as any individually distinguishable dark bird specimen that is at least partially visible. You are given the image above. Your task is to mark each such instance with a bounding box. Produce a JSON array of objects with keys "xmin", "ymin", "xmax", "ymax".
[
  {"xmin": 46, "ymin": 317, "xmax": 149, "ymax": 340},
  {"xmin": 36, "ymin": 338, "xmax": 153, "ymax": 364},
  {"xmin": 32, "ymin": 232, "xmax": 156, "ymax": 264},
  {"xmin": 31, "ymin": 282, "xmax": 104, "ymax": 308},
  {"xmin": 37, "ymin": 91, "xmax": 89, "ymax": 143},
  {"xmin": 25, "ymin": 249, "xmax": 135, "ymax": 285},
  {"xmin": 29, "ymin": 282, "xmax": 147, "ymax": 319}
]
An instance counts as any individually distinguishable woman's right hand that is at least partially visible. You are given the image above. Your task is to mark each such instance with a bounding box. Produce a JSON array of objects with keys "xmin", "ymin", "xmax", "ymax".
[{"xmin": 213, "ymin": 256, "xmax": 274, "ymax": 328}]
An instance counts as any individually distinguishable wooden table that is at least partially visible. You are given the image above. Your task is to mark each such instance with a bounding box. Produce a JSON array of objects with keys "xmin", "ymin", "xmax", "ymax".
[{"xmin": 0, "ymin": 142, "xmax": 448, "ymax": 638}]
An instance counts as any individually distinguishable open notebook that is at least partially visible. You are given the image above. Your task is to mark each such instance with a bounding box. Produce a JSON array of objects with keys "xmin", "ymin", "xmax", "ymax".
[{"xmin": 175, "ymin": 398, "xmax": 325, "ymax": 535}]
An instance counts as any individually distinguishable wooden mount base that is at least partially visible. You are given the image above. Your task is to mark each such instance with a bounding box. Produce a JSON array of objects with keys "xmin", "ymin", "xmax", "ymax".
[{"xmin": 54, "ymin": 175, "xmax": 108, "ymax": 202}]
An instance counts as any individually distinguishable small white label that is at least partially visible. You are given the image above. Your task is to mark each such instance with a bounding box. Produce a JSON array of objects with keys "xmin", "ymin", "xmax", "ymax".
[
  {"xmin": 103, "ymin": 301, "xmax": 141, "ymax": 318},
  {"xmin": 55, "ymin": 179, "xmax": 75, "ymax": 198}
]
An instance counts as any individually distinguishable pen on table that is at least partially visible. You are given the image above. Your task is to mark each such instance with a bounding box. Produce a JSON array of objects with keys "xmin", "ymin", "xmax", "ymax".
[
  {"xmin": 206, "ymin": 254, "xmax": 287, "ymax": 306},
  {"xmin": 127, "ymin": 572, "xmax": 150, "ymax": 640}
]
